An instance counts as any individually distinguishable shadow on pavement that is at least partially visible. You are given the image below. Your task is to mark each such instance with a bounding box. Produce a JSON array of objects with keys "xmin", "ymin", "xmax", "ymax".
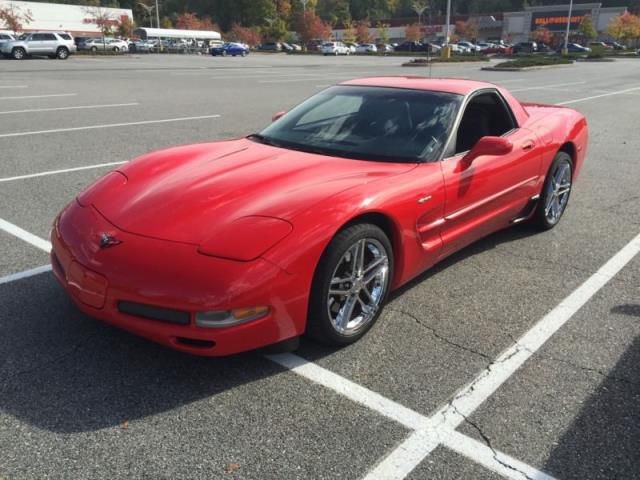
[
  {"xmin": 0, "ymin": 273, "xmax": 291, "ymax": 434},
  {"xmin": 543, "ymin": 333, "xmax": 640, "ymax": 479},
  {"xmin": 0, "ymin": 223, "xmax": 543, "ymax": 433}
]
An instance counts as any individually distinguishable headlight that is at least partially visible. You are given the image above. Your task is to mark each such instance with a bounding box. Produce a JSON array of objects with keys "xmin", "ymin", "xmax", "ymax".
[
  {"xmin": 196, "ymin": 306, "xmax": 270, "ymax": 328},
  {"xmin": 197, "ymin": 216, "xmax": 292, "ymax": 261}
]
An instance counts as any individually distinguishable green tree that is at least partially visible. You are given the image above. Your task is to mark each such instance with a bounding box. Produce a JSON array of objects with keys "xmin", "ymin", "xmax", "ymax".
[
  {"xmin": 377, "ymin": 21, "xmax": 390, "ymax": 44},
  {"xmin": 262, "ymin": 17, "xmax": 288, "ymax": 41},
  {"xmin": 342, "ymin": 20, "xmax": 356, "ymax": 43},
  {"xmin": 578, "ymin": 15, "xmax": 597, "ymax": 42}
]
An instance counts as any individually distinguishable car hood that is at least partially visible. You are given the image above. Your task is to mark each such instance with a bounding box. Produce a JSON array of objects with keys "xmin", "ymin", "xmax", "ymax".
[{"xmin": 84, "ymin": 138, "xmax": 415, "ymax": 245}]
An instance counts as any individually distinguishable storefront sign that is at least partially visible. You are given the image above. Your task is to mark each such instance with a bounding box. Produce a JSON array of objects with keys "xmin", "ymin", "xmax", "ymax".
[{"xmin": 531, "ymin": 10, "xmax": 591, "ymax": 32}]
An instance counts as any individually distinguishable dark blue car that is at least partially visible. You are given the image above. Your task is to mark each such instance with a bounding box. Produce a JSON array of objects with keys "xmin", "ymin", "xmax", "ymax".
[
  {"xmin": 210, "ymin": 42, "xmax": 249, "ymax": 57},
  {"xmin": 561, "ymin": 43, "xmax": 592, "ymax": 54}
]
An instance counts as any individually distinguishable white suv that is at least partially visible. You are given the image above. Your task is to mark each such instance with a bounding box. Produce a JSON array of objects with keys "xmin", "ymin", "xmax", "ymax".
[
  {"xmin": 1, "ymin": 31, "xmax": 77, "ymax": 59},
  {"xmin": 321, "ymin": 41, "xmax": 350, "ymax": 56}
]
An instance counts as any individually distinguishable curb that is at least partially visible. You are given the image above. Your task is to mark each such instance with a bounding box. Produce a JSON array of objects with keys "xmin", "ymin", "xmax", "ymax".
[{"xmin": 481, "ymin": 63, "xmax": 574, "ymax": 72}]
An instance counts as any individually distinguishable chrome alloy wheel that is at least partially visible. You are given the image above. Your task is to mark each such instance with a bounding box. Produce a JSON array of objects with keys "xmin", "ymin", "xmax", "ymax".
[
  {"xmin": 327, "ymin": 238, "xmax": 390, "ymax": 335},
  {"xmin": 544, "ymin": 159, "xmax": 572, "ymax": 224}
]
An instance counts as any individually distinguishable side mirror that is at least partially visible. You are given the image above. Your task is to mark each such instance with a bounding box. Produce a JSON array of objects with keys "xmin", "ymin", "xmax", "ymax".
[
  {"xmin": 272, "ymin": 111, "xmax": 286, "ymax": 122},
  {"xmin": 462, "ymin": 136, "xmax": 513, "ymax": 163}
]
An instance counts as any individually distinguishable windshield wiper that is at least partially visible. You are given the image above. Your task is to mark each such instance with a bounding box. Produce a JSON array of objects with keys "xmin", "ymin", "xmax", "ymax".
[{"xmin": 247, "ymin": 133, "xmax": 281, "ymax": 147}]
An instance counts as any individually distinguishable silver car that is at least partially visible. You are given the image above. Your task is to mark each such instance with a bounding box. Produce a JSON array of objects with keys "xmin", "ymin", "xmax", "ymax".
[
  {"xmin": 1, "ymin": 31, "xmax": 76, "ymax": 59},
  {"xmin": 83, "ymin": 38, "xmax": 128, "ymax": 53}
]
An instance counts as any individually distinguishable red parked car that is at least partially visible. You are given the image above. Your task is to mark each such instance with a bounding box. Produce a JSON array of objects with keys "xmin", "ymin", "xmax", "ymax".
[{"xmin": 51, "ymin": 78, "xmax": 588, "ymax": 356}]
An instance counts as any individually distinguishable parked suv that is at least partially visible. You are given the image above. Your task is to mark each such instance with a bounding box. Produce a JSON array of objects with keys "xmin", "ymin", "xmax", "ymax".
[{"xmin": 1, "ymin": 31, "xmax": 76, "ymax": 59}]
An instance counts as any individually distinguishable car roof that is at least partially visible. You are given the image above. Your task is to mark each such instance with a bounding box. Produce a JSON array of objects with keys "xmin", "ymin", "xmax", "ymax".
[{"xmin": 339, "ymin": 77, "xmax": 502, "ymax": 96}]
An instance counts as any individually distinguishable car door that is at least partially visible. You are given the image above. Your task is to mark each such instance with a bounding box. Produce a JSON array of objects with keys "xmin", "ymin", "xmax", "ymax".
[
  {"xmin": 27, "ymin": 33, "xmax": 45, "ymax": 53},
  {"xmin": 438, "ymin": 89, "xmax": 541, "ymax": 259},
  {"xmin": 41, "ymin": 33, "xmax": 57, "ymax": 54}
]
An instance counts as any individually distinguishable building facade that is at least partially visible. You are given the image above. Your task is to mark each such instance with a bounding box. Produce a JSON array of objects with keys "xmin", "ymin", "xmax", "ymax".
[
  {"xmin": 503, "ymin": 3, "xmax": 627, "ymax": 43},
  {"xmin": 0, "ymin": 0, "xmax": 133, "ymax": 35}
]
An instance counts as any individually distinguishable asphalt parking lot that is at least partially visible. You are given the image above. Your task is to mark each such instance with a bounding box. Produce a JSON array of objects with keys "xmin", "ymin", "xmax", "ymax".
[{"xmin": 1, "ymin": 53, "xmax": 639, "ymax": 480}]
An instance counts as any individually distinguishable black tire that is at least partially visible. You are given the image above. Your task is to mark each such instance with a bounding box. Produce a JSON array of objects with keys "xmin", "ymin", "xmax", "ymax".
[
  {"xmin": 56, "ymin": 47, "xmax": 69, "ymax": 59},
  {"xmin": 112, "ymin": 46, "xmax": 119, "ymax": 53},
  {"xmin": 90, "ymin": 46, "xmax": 98, "ymax": 53},
  {"xmin": 532, "ymin": 151, "xmax": 573, "ymax": 230},
  {"xmin": 221, "ymin": 50, "xmax": 227, "ymax": 57},
  {"xmin": 241, "ymin": 51, "xmax": 247, "ymax": 57},
  {"xmin": 12, "ymin": 47, "xmax": 25, "ymax": 60},
  {"xmin": 306, "ymin": 223, "xmax": 394, "ymax": 346}
]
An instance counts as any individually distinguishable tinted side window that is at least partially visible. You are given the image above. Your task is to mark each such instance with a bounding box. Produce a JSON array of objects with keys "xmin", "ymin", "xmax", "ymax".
[
  {"xmin": 31, "ymin": 34, "xmax": 44, "ymax": 40},
  {"xmin": 455, "ymin": 92, "xmax": 516, "ymax": 154},
  {"xmin": 43, "ymin": 34, "xmax": 57, "ymax": 41},
  {"xmin": 58, "ymin": 33, "xmax": 72, "ymax": 40}
]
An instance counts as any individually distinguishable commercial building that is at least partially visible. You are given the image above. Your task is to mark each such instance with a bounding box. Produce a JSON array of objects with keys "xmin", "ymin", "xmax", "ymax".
[
  {"xmin": 330, "ymin": 3, "xmax": 626, "ymax": 44},
  {"xmin": 0, "ymin": 0, "xmax": 133, "ymax": 36},
  {"xmin": 503, "ymin": 3, "xmax": 627, "ymax": 43}
]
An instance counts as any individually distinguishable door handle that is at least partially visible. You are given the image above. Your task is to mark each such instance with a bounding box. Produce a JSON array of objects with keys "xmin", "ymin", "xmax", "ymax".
[{"xmin": 521, "ymin": 141, "xmax": 535, "ymax": 151}]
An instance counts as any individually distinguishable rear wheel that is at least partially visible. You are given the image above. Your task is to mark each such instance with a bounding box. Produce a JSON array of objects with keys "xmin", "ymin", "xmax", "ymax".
[
  {"xmin": 90, "ymin": 46, "xmax": 97, "ymax": 53},
  {"xmin": 221, "ymin": 50, "xmax": 227, "ymax": 57},
  {"xmin": 112, "ymin": 46, "xmax": 119, "ymax": 53},
  {"xmin": 533, "ymin": 151, "xmax": 573, "ymax": 230},
  {"xmin": 307, "ymin": 224, "xmax": 393, "ymax": 346},
  {"xmin": 12, "ymin": 47, "xmax": 25, "ymax": 60},
  {"xmin": 241, "ymin": 50, "xmax": 247, "ymax": 57},
  {"xmin": 56, "ymin": 47, "xmax": 69, "ymax": 59}
]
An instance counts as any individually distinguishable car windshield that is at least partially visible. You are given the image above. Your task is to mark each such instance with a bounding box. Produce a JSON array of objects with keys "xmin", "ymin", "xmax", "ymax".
[{"xmin": 254, "ymin": 85, "xmax": 462, "ymax": 163}]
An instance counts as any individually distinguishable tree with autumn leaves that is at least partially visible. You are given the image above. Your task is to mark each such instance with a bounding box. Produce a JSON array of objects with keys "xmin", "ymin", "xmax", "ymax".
[
  {"xmin": 0, "ymin": 3, "xmax": 33, "ymax": 34},
  {"xmin": 295, "ymin": 10, "xmax": 332, "ymax": 44},
  {"xmin": 607, "ymin": 11, "xmax": 640, "ymax": 43}
]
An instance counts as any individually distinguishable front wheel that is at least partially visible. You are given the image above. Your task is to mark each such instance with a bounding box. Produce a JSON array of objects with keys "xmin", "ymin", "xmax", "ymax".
[
  {"xmin": 221, "ymin": 50, "xmax": 227, "ymax": 57},
  {"xmin": 12, "ymin": 47, "xmax": 25, "ymax": 60},
  {"xmin": 532, "ymin": 151, "xmax": 573, "ymax": 230},
  {"xmin": 241, "ymin": 50, "xmax": 247, "ymax": 57},
  {"xmin": 307, "ymin": 224, "xmax": 393, "ymax": 346}
]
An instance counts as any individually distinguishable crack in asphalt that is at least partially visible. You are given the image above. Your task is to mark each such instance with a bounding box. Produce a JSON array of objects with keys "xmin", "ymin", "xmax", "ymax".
[
  {"xmin": 389, "ymin": 308, "xmax": 493, "ymax": 362},
  {"xmin": 450, "ymin": 402, "xmax": 536, "ymax": 480}
]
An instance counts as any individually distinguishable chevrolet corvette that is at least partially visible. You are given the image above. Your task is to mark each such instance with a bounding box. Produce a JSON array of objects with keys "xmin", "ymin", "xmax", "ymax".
[{"xmin": 51, "ymin": 77, "xmax": 588, "ymax": 356}]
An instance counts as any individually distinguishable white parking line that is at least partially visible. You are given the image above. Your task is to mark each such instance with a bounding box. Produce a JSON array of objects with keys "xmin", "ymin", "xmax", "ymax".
[
  {"xmin": 0, "ymin": 93, "xmax": 77, "ymax": 101},
  {"xmin": 2, "ymin": 221, "xmax": 638, "ymax": 479},
  {"xmin": 366, "ymin": 230, "xmax": 640, "ymax": 479},
  {"xmin": 0, "ymin": 85, "xmax": 28, "ymax": 89},
  {"xmin": 0, "ymin": 161, "xmax": 127, "ymax": 183},
  {"xmin": 557, "ymin": 86, "xmax": 640, "ymax": 105},
  {"xmin": 0, "ymin": 114, "xmax": 221, "ymax": 138},
  {"xmin": 510, "ymin": 81, "xmax": 587, "ymax": 92},
  {"xmin": 0, "ymin": 265, "xmax": 52, "ymax": 285},
  {"xmin": 442, "ymin": 431, "xmax": 558, "ymax": 480},
  {"xmin": 0, "ymin": 102, "xmax": 139, "ymax": 116},
  {"xmin": 0, "ymin": 219, "xmax": 52, "ymax": 252},
  {"xmin": 266, "ymin": 353, "xmax": 429, "ymax": 430}
]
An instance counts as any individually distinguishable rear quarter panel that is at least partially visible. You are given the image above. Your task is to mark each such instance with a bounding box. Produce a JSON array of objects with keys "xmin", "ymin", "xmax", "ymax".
[{"xmin": 520, "ymin": 103, "xmax": 588, "ymax": 181}]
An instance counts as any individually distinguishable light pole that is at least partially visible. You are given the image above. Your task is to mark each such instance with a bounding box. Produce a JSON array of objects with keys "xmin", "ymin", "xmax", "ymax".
[
  {"xmin": 137, "ymin": 2, "xmax": 154, "ymax": 28},
  {"xmin": 563, "ymin": 0, "xmax": 574, "ymax": 55},
  {"xmin": 445, "ymin": 0, "xmax": 451, "ymax": 46},
  {"xmin": 412, "ymin": 2, "xmax": 428, "ymax": 27},
  {"xmin": 155, "ymin": 0, "xmax": 162, "ymax": 51},
  {"xmin": 299, "ymin": 0, "xmax": 309, "ymax": 49}
]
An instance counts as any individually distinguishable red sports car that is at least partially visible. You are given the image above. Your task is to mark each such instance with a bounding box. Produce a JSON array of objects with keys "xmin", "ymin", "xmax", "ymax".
[{"xmin": 51, "ymin": 78, "xmax": 588, "ymax": 356}]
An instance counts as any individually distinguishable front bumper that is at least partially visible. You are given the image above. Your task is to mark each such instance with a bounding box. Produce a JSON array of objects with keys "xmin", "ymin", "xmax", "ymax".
[{"xmin": 51, "ymin": 201, "xmax": 307, "ymax": 356}]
